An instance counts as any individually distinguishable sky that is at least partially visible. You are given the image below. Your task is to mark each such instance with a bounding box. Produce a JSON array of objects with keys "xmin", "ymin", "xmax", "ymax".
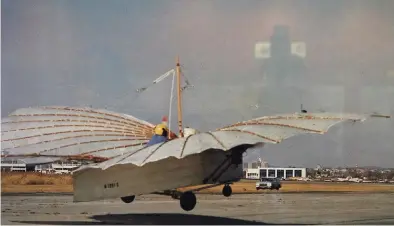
[{"xmin": 2, "ymin": 0, "xmax": 394, "ymax": 167}]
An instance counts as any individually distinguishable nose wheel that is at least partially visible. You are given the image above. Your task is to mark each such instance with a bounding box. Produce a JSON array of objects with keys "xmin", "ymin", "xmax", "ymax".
[
  {"xmin": 180, "ymin": 191, "xmax": 197, "ymax": 211},
  {"xmin": 222, "ymin": 184, "xmax": 232, "ymax": 197}
]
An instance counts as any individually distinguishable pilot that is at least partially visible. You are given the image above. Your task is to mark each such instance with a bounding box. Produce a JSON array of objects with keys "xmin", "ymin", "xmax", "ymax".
[{"xmin": 146, "ymin": 116, "xmax": 169, "ymax": 146}]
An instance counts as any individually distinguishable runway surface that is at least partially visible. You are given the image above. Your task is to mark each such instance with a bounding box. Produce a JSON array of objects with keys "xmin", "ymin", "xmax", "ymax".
[{"xmin": 2, "ymin": 193, "xmax": 394, "ymax": 225}]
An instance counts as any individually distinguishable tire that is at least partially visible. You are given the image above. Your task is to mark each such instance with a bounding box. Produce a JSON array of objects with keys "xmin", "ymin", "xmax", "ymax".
[
  {"xmin": 120, "ymin": 195, "xmax": 135, "ymax": 203},
  {"xmin": 180, "ymin": 191, "xmax": 197, "ymax": 211},
  {"xmin": 222, "ymin": 184, "xmax": 232, "ymax": 197}
]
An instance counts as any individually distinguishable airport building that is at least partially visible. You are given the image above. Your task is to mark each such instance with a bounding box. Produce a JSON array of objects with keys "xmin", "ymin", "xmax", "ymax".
[
  {"xmin": 243, "ymin": 161, "xmax": 307, "ymax": 179},
  {"xmin": 1, "ymin": 157, "xmax": 61, "ymax": 172},
  {"xmin": 245, "ymin": 167, "xmax": 307, "ymax": 179},
  {"xmin": 1, "ymin": 156, "xmax": 84, "ymax": 174}
]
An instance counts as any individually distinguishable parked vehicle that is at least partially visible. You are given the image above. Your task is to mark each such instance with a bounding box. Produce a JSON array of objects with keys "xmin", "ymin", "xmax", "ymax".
[{"xmin": 256, "ymin": 177, "xmax": 281, "ymax": 190}]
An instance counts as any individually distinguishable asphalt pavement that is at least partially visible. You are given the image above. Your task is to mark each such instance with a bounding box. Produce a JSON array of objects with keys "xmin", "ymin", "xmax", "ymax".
[{"xmin": 2, "ymin": 193, "xmax": 394, "ymax": 225}]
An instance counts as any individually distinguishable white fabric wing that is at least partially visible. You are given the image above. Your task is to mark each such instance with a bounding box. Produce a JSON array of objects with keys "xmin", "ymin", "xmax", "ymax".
[
  {"xmin": 1, "ymin": 106, "xmax": 155, "ymax": 161},
  {"xmin": 75, "ymin": 112, "xmax": 385, "ymax": 171}
]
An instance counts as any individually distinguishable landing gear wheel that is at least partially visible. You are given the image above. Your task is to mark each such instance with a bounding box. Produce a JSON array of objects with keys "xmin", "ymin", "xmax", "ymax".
[
  {"xmin": 180, "ymin": 191, "xmax": 197, "ymax": 211},
  {"xmin": 222, "ymin": 184, "xmax": 232, "ymax": 197},
  {"xmin": 120, "ymin": 195, "xmax": 135, "ymax": 203}
]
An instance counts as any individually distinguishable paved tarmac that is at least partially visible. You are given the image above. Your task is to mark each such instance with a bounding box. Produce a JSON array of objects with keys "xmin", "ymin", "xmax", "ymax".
[{"xmin": 2, "ymin": 193, "xmax": 394, "ymax": 225}]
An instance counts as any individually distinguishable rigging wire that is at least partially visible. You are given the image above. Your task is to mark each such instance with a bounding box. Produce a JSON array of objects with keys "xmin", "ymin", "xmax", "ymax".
[
  {"xmin": 102, "ymin": 66, "xmax": 194, "ymax": 128},
  {"xmin": 107, "ymin": 69, "xmax": 177, "ymax": 110},
  {"xmin": 168, "ymin": 72, "xmax": 176, "ymax": 136},
  {"xmin": 179, "ymin": 64, "xmax": 194, "ymax": 91},
  {"xmin": 136, "ymin": 69, "xmax": 175, "ymax": 94}
]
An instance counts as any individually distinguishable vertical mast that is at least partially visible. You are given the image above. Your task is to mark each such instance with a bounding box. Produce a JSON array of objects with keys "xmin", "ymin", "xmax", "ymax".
[{"xmin": 176, "ymin": 56, "xmax": 184, "ymax": 137}]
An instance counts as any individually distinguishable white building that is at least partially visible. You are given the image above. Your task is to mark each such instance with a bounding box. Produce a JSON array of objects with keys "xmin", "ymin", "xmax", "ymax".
[
  {"xmin": 1, "ymin": 157, "xmax": 83, "ymax": 174},
  {"xmin": 1, "ymin": 158, "xmax": 27, "ymax": 172},
  {"xmin": 245, "ymin": 167, "xmax": 307, "ymax": 179},
  {"xmin": 1, "ymin": 157, "xmax": 61, "ymax": 172},
  {"xmin": 49, "ymin": 161, "xmax": 82, "ymax": 174}
]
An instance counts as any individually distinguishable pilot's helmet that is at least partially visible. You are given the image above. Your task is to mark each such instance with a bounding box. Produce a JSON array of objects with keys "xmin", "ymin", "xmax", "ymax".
[{"xmin": 160, "ymin": 116, "xmax": 168, "ymax": 127}]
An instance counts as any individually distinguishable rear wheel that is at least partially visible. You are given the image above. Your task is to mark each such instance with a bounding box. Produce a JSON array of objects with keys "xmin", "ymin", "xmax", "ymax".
[
  {"xmin": 120, "ymin": 195, "xmax": 135, "ymax": 203},
  {"xmin": 222, "ymin": 184, "xmax": 232, "ymax": 197},
  {"xmin": 180, "ymin": 191, "xmax": 197, "ymax": 211}
]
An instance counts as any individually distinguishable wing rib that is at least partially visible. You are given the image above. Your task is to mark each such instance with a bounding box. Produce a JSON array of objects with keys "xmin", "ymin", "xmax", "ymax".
[
  {"xmin": 1, "ymin": 106, "xmax": 155, "ymax": 160},
  {"xmin": 223, "ymin": 129, "xmax": 281, "ymax": 143},
  {"xmin": 2, "ymin": 134, "xmax": 147, "ymax": 150},
  {"xmin": 179, "ymin": 135, "xmax": 194, "ymax": 158},
  {"xmin": 206, "ymin": 132, "xmax": 227, "ymax": 150},
  {"xmin": 141, "ymin": 142, "xmax": 168, "ymax": 164}
]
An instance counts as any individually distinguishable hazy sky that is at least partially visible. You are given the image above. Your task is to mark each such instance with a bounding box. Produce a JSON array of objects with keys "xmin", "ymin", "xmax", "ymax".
[{"xmin": 2, "ymin": 0, "xmax": 394, "ymax": 167}]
